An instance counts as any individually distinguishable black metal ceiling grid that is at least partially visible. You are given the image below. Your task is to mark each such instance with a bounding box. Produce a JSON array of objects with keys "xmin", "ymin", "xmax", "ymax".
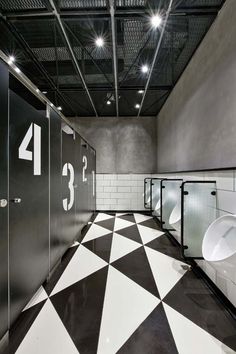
[{"xmin": 0, "ymin": 0, "xmax": 225, "ymax": 117}]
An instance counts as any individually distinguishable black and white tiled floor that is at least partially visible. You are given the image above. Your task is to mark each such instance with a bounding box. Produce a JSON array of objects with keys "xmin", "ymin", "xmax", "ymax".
[{"xmin": 5, "ymin": 213, "xmax": 236, "ymax": 354}]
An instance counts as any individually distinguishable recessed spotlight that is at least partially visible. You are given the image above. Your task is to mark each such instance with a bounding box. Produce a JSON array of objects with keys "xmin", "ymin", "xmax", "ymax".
[
  {"xmin": 50, "ymin": 103, "xmax": 53, "ymax": 107},
  {"xmin": 95, "ymin": 37, "xmax": 104, "ymax": 47},
  {"xmin": 57, "ymin": 106, "xmax": 62, "ymax": 111},
  {"xmin": 42, "ymin": 91, "xmax": 47, "ymax": 94},
  {"xmin": 14, "ymin": 66, "xmax": 21, "ymax": 74},
  {"xmin": 138, "ymin": 90, "xmax": 144, "ymax": 94},
  {"xmin": 151, "ymin": 14, "xmax": 162, "ymax": 29},
  {"xmin": 8, "ymin": 55, "xmax": 15, "ymax": 65},
  {"xmin": 36, "ymin": 88, "xmax": 40, "ymax": 93},
  {"xmin": 106, "ymin": 100, "xmax": 111, "ymax": 105},
  {"xmin": 135, "ymin": 104, "xmax": 140, "ymax": 109},
  {"xmin": 141, "ymin": 64, "xmax": 149, "ymax": 74}
]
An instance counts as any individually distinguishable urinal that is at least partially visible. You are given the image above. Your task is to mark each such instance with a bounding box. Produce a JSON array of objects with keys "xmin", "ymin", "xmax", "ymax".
[
  {"xmin": 169, "ymin": 200, "xmax": 181, "ymax": 233},
  {"xmin": 202, "ymin": 215, "xmax": 236, "ymax": 284}
]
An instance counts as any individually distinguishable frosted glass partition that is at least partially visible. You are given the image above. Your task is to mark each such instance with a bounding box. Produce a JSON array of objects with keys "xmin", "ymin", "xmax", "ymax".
[
  {"xmin": 182, "ymin": 181, "xmax": 217, "ymax": 259},
  {"xmin": 161, "ymin": 179, "xmax": 183, "ymax": 230},
  {"xmin": 144, "ymin": 178, "xmax": 152, "ymax": 209},
  {"xmin": 151, "ymin": 178, "xmax": 165, "ymax": 218}
]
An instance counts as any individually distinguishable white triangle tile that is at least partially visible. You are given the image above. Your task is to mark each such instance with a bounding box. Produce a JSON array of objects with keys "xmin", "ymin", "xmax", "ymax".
[
  {"xmin": 70, "ymin": 241, "xmax": 80, "ymax": 248},
  {"xmin": 81, "ymin": 224, "xmax": 111, "ymax": 243},
  {"xmin": 163, "ymin": 303, "xmax": 235, "ymax": 354},
  {"xmin": 137, "ymin": 224, "xmax": 164, "ymax": 245},
  {"xmin": 23, "ymin": 286, "xmax": 48, "ymax": 312},
  {"xmin": 51, "ymin": 245, "xmax": 107, "ymax": 296},
  {"xmin": 97, "ymin": 266, "xmax": 160, "ymax": 354},
  {"xmin": 16, "ymin": 300, "xmax": 79, "ymax": 354},
  {"xmin": 114, "ymin": 218, "xmax": 135, "ymax": 232},
  {"xmin": 94, "ymin": 213, "xmax": 115, "ymax": 223},
  {"xmin": 110, "ymin": 233, "xmax": 142, "ymax": 263},
  {"xmin": 144, "ymin": 247, "xmax": 187, "ymax": 299},
  {"xmin": 116, "ymin": 213, "xmax": 127, "ymax": 217},
  {"xmin": 133, "ymin": 213, "xmax": 153, "ymax": 224}
]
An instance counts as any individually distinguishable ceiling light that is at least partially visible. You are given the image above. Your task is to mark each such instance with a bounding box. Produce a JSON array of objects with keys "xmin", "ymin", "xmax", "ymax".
[
  {"xmin": 14, "ymin": 66, "xmax": 21, "ymax": 74},
  {"xmin": 42, "ymin": 91, "xmax": 47, "ymax": 94},
  {"xmin": 141, "ymin": 64, "xmax": 149, "ymax": 74},
  {"xmin": 106, "ymin": 100, "xmax": 111, "ymax": 105},
  {"xmin": 50, "ymin": 103, "xmax": 53, "ymax": 107},
  {"xmin": 151, "ymin": 14, "xmax": 162, "ymax": 29},
  {"xmin": 36, "ymin": 88, "xmax": 40, "ymax": 93},
  {"xmin": 138, "ymin": 90, "xmax": 144, "ymax": 94},
  {"xmin": 135, "ymin": 104, "xmax": 140, "ymax": 109},
  {"xmin": 57, "ymin": 106, "xmax": 62, "ymax": 111},
  {"xmin": 8, "ymin": 55, "xmax": 15, "ymax": 65},
  {"xmin": 95, "ymin": 37, "xmax": 104, "ymax": 47}
]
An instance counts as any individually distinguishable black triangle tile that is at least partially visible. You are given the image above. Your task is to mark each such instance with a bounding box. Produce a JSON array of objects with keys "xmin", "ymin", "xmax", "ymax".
[
  {"xmin": 163, "ymin": 271, "xmax": 236, "ymax": 351},
  {"xmin": 6, "ymin": 300, "xmax": 46, "ymax": 354},
  {"xmin": 83, "ymin": 233, "xmax": 113, "ymax": 262},
  {"xmin": 145, "ymin": 234, "xmax": 182, "ymax": 261},
  {"xmin": 50, "ymin": 266, "xmax": 109, "ymax": 354},
  {"xmin": 112, "ymin": 247, "xmax": 160, "ymax": 298},
  {"xmin": 118, "ymin": 214, "xmax": 136, "ymax": 223},
  {"xmin": 117, "ymin": 224, "xmax": 142, "ymax": 244},
  {"xmin": 117, "ymin": 303, "xmax": 178, "ymax": 354},
  {"xmin": 139, "ymin": 218, "xmax": 162, "ymax": 231},
  {"xmin": 96, "ymin": 218, "xmax": 115, "ymax": 232},
  {"xmin": 44, "ymin": 245, "xmax": 79, "ymax": 296}
]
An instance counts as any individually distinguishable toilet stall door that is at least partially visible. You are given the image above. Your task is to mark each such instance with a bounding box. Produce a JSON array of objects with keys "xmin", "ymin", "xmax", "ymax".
[
  {"xmin": 9, "ymin": 91, "xmax": 49, "ymax": 325},
  {"xmin": 61, "ymin": 128, "xmax": 76, "ymax": 245},
  {"xmin": 50, "ymin": 109, "xmax": 63, "ymax": 270},
  {"xmin": 0, "ymin": 61, "xmax": 9, "ymax": 339}
]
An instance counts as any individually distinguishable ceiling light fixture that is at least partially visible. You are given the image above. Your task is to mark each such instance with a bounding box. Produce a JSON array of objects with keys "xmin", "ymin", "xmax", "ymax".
[
  {"xmin": 95, "ymin": 37, "xmax": 104, "ymax": 47},
  {"xmin": 138, "ymin": 90, "xmax": 144, "ymax": 94},
  {"xmin": 57, "ymin": 106, "xmax": 62, "ymax": 111},
  {"xmin": 151, "ymin": 14, "xmax": 162, "ymax": 29},
  {"xmin": 36, "ymin": 88, "xmax": 40, "ymax": 93},
  {"xmin": 135, "ymin": 104, "xmax": 140, "ymax": 109},
  {"xmin": 141, "ymin": 64, "xmax": 149, "ymax": 74},
  {"xmin": 50, "ymin": 103, "xmax": 53, "ymax": 107},
  {"xmin": 8, "ymin": 55, "xmax": 15, "ymax": 65},
  {"xmin": 42, "ymin": 91, "xmax": 47, "ymax": 94},
  {"xmin": 107, "ymin": 100, "xmax": 111, "ymax": 105}
]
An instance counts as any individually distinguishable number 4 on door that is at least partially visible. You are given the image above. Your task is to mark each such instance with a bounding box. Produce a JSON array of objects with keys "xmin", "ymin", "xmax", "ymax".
[{"xmin": 18, "ymin": 123, "xmax": 41, "ymax": 175}]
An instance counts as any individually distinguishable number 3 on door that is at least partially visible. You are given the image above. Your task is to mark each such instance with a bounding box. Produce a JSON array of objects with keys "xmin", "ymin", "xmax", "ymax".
[{"xmin": 62, "ymin": 163, "xmax": 75, "ymax": 211}]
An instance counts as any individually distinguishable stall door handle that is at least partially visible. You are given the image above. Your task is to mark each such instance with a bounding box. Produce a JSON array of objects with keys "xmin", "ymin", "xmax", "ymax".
[
  {"xmin": 11, "ymin": 198, "xmax": 22, "ymax": 204},
  {"xmin": 0, "ymin": 199, "xmax": 8, "ymax": 208}
]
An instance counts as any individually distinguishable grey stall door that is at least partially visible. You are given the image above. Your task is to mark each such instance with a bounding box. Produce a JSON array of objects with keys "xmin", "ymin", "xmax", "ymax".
[{"xmin": 9, "ymin": 91, "xmax": 49, "ymax": 325}]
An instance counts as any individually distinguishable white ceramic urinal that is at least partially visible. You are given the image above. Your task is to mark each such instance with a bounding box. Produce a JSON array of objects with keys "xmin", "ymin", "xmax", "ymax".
[
  {"xmin": 169, "ymin": 200, "xmax": 181, "ymax": 233},
  {"xmin": 202, "ymin": 215, "xmax": 236, "ymax": 284}
]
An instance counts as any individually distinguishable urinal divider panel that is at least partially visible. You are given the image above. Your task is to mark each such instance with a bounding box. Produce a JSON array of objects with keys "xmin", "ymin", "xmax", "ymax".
[{"xmin": 180, "ymin": 180, "xmax": 217, "ymax": 260}]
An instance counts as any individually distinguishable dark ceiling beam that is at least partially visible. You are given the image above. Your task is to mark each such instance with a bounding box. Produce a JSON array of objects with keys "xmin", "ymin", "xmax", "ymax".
[
  {"xmin": 137, "ymin": 0, "xmax": 173, "ymax": 118},
  {"xmin": 39, "ymin": 85, "xmax": 172, "ymax": 92},
  {"xmin": 109, "ymin": 0, "xmax": 119, "ymax": 117},
  {"xmin": 4, "ymin": 5, "xmax": 220, "ymax": 21},
  {"xmin": 48, "ymin": 0, "xmax": 98, "ymax": 117}
]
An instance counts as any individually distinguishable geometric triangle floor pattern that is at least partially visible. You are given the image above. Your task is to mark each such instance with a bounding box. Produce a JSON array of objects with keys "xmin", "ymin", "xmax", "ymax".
[{"xmin": 5, "ymin": 213, "xmax": 236, "ymax": 354}]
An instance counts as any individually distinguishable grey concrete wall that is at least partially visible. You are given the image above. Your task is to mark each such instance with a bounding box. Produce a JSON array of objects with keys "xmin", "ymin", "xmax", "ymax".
[
  {"xmin": 70, "ymin": 116, "xmax": 157, "ymax": 173},
  {"xmin": 157, "ymin": 0, "xmax": 236, "ymax": 173}
]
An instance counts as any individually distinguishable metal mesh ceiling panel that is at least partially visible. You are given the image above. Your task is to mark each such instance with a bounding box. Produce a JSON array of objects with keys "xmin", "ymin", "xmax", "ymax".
[
  {"xmin": 0, "ymin": 0, "xmax": 46, "ymax": 11},
  {"xmin": 59, "ymin": 0, "xmax": 107, "ymax": 9}
]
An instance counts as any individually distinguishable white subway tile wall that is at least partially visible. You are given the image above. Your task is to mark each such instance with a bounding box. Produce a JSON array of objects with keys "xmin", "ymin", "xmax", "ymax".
[
  {"xmin": 96, "ymin": 174, "xmax": 148, "ymax": 211},
  {"xmin": 96, "ymin": 170, "xmax": 236, "ymax": 307}
]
